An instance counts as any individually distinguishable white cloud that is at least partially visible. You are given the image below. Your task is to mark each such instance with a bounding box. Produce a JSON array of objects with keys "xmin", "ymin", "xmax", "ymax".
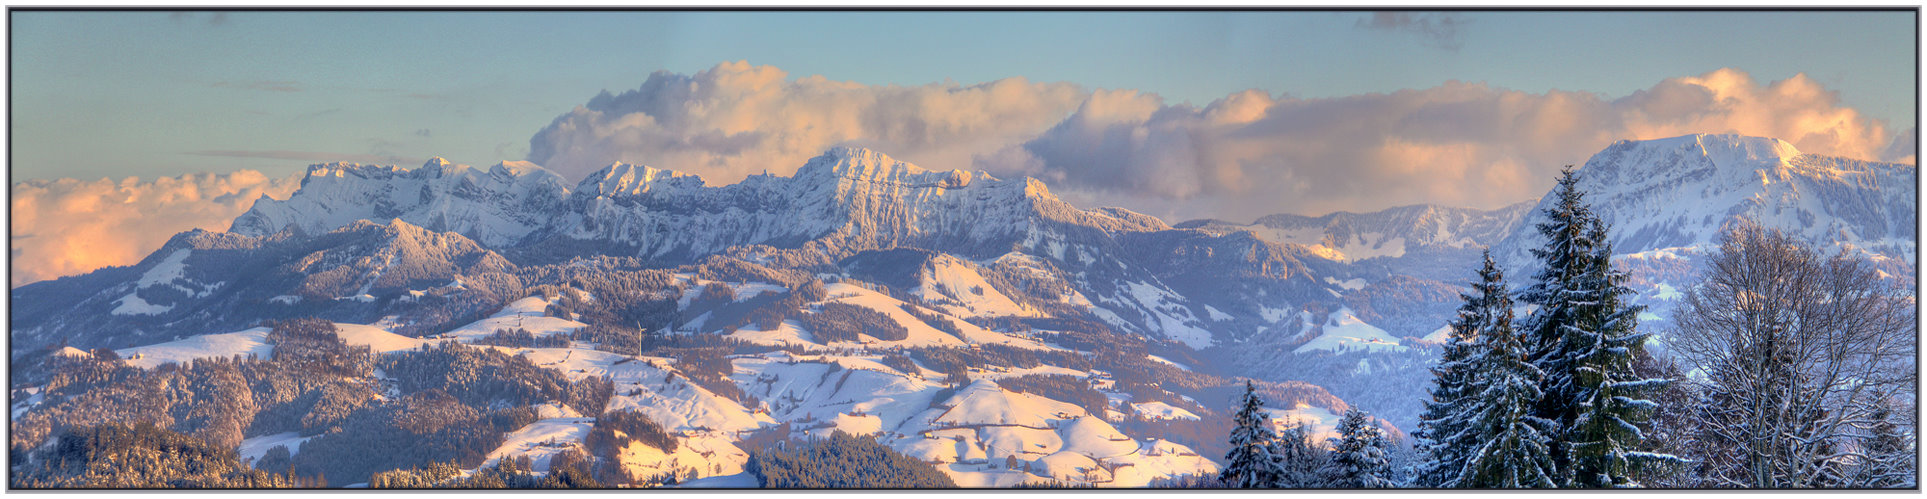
[
  {"xmin": 993, "ymin": 68, "xmax": 1909, "ymax": 221},
  {"xmin": 11, "ymin": 170, "xmax": 300, "ymax": 287},
  {"xmin": 527, "ymin": 60, "xmax": 1088, "ymax": 182},
  {"xmin": 530, "ymin": 65, "xmax": 1905, "ymax": 223},
  {"xmin": 17, "ymin": 65, "xmax": 1903, "ymax": 287}
]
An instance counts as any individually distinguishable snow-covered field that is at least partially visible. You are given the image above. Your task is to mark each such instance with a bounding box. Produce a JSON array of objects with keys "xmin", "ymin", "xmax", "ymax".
[
  {"xmin": 437, "ymin": 296, "xmax": 588, "ymax": 343},
  {"xmin": 481, "ymin": 417, "xmax": 596, "ymax": 472},
  {"xmin": 99, "ymin": 287, "xmax": 1225, "ymax": 487},
  {"xmin": 115, "ymin": 323, "xmax": 444, "ymax": 369},
  {"xmin": 1293, "ymin": 308, "xmax": 1407, "ymax": 354},
  {"xmin": 913, "ymin": 255, "xmax": 1039, "ymax": 318},
  {"xmin": 237, "ymin": 432, "xmax": 316, "ymax": 464},
  {"xmin": 721, "ymin": 282, "xmax": 1057, "ymax": 351},
  {"xmin": 115, "ymin": 328, "xmax": 276, "ymax": 368},
  {"xmin": 1132, "ymin": 402, "xmax": 1200, "ymax": 421}
]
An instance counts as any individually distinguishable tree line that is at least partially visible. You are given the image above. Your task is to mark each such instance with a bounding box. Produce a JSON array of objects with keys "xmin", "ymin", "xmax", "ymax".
[{"xmin": 1213, "ymin": 167, "xmax": 1916, "ymax": 489}]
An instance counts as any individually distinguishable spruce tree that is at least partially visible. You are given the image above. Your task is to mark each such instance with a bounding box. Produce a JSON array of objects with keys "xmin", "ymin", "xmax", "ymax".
[
  {"xmin": 1321, "ymin": 409, "xmax": 1395, "ymax": 488},
  {"xmin": 1414, "ymin": 251, "xmax": 1496, "ymax": 487},
  {"xmin": 1273, "ymin": 417, "xmax": 1325, "ymax": 487},
  {"xmin": 1222, "ymin": 381, "xmax": 1285, "ymax": 488},
  {"xmin": 1449, "ymin": 254, "xmax": 1557, "ymax": 488},
  {"xmin": 1518, "ymin": 169, "xmax": 1677, "ymax": 487},
  {"xmin": 1561, "ymin": 219, "xmax": 1678, "ymax": 487},
  {"xmin": 1517, "ymin": 167, "xmax": 1598, "ymax": 482},
  {"xmin": 1516, "ymin": 167, "xmax": 1607, "ymax": 484}
]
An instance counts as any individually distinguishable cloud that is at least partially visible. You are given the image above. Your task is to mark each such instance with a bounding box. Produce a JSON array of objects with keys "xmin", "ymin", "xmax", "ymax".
[
  {"xmin": 991, "ymin": 68, "xmax": 1908, "ymax": 221},
  {"xmin": 1356, "ymin": 12, "xmax": 1469, "ymax": 50},
  {"xmin": 11, "ymin": 170, "xmax": 301, "ymax": 287},
  {"xmin": 517, "ymin": 64, "xmax": 1901, "ymax": 223},
  {"xmin": 527, "ymin": 60, "xmax": 1088, "ymax": 182},
  {"xmin": 185, "ymin": 149, "xmax": 418, "ymax": 164}
]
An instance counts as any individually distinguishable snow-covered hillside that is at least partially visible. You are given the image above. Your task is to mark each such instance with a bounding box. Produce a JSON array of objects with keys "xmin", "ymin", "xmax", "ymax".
[
  {"xmin": 1493, "ymin": 133, "xmax": 1915, "ymax": 271},
  {"xmin": 86, "ymin": 286, "xmax": 1244, "ymax": 487},
  {"xmin": 1183, "ymin": 202, "xmax": 1534, "ymax": 263},
  {"xmin": 12, "ymin": 134, "xmax": 1912, "ymax": 488}
]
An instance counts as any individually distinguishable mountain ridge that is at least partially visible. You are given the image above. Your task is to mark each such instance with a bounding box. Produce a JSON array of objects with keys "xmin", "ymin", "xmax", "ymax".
[{"xmin": 12, "ymin": 133, "xmax": 1914, "ymax": 457}]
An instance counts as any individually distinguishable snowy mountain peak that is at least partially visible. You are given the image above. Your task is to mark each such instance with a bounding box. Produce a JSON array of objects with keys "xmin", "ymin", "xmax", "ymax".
[
  {"xmin": 302, "ymin": 162, "xmax": 400, "ymax": 187},
  {"xmin": 1580, "ymin": 134, "xmax": 1806, "ymax": 190},
  {"xmin": 797, "ymin": 147, "xmax": 989, "ymax": 189},
  {"xmin": 234, "ymin": 158, "xmax": 571, "ymax": 247},
  {"xmin": 577, "ymin": 161, "xmax": 703, "ymax": 197},
  {"xmin": 1633, "ymin": 133, "xmax": 1799, "ymax": 162},
  {"xmin": 489, "ymin": 160, "xmax": 545, "ymax": 177},
  {"xmin": 1493, "ymin": 133, "xmax": 1915, "ymax": 269},
  {"xmin": 802, "ymin": 146, "xmax": 924, "ymax": 178}
]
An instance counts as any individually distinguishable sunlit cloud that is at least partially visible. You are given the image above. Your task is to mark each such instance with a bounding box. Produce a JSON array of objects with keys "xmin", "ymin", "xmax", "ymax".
[
  {"xmin": 11, "ymin": 170, "xmax": 300, "ymax": 287},
  {"xmin": 18, "ymin": 65, "xmax": 1901, "ymax": 287},
  {"xmin": 529, "ymin": 65, "xmax": 1903, "ymax": 223},
  {"xmin": 990, "ymin": 68, "xmax": 1909, "ymax": 221},
  {"xmin": 527, "ymin": 60, "xmax": 1089, "ymax": 183}
]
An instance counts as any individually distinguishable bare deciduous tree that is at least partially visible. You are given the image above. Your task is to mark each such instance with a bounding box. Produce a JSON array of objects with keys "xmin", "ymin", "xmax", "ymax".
[{"xmin": 1672, "ymin": 222, "xmax": 1916, "ymax": 488}]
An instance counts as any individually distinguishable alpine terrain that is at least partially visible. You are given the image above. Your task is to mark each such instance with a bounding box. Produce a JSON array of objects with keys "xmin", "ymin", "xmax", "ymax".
[{"xmin": 10, "ymin": 134, "xmax": 1913, "ymax": 488}]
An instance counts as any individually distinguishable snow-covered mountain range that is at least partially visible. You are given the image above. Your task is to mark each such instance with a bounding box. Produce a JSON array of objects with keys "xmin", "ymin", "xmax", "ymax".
[
  {"xmin": 11, "ymin": 133, "xmax": 1912, "ymax": 487},
  {"xmin": 1493, "ymin": 133, "xmax": 1915, "ymax": 273},
  {"xmin": 234, "ymin": 147, "xmax": 1169, "ymax": 266}
]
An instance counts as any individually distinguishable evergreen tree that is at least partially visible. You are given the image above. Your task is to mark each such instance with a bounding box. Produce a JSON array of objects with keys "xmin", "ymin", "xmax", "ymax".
[
  {"xmin": 1413, "ymin": 250, "xmax": 1498, "ymax": 487},
  {"xmin": 1516, "ymin": 168, "xmax": 1676, "ymax": 486},
  {"xmin": 1516, "ymin": 167, "xmax": 1598, "ymax": 484},
  {"xmin": 1222, "ymin": 381, "xmax": 1285, "ymax": 488},
  {"xmin": 1448, "ymin": 254, "xmax": 1557, "ymax": 488},
  {"xmin": 1321, "ymin": 409, "xmax": 1395, "ymax": 488},
  {"xmin": 1272, "ymin": 417, "xmax": 1325, "ymax": 487},
  {"xmin": 1561, "ymin": 219, "xmax": 1677, "ymax": 488}
]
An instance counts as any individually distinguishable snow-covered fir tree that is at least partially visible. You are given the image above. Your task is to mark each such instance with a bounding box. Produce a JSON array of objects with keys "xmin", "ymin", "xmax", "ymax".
[
  {"xmin": 1272, "ymin": 417, "xmax": 1325, "ymax": 487},
  {"xmin": 1222, "ymin": 381, "xmax": 1286, "ymax": 488},
  {"xmin": 1448, "ymin": 253, "xmax": 1558, "ymax": 488},
  {"xmin": 1516, "ymin": 167, "xmax": 1678, "ymax": 486},
  {"xmin": 1413, "ymin": 250, "xmax": 1497, "ymax": 487},
  {"xmin": 1515, "ymin": 167, "xmax": 1598, "ymax": 484},
  {"xmin": 1382, "ymin": 431, "xmax": 1423, "ymax": 488},
  {"xmin": 1560, "ymin": 219, "xmax": 1678, "ymax": 488},
  {"xmin": 1321, "ymin": 409, "xmax": 1395, "ymax": 488}
]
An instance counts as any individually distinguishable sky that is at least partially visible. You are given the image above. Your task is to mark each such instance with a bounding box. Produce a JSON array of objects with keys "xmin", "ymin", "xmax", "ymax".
[{"xmin": 8, "ymin": 9, "xmax": 1919, "ymax": 286}]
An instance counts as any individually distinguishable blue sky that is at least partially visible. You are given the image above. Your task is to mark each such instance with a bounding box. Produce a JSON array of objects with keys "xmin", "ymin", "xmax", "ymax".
[{"xmin": 11, "ymin": 10, "xmax": 1915, "ymax": 182}]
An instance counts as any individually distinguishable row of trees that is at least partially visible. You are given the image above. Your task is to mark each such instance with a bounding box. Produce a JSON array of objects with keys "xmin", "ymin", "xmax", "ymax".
[
  {"xmin": 1221, "ymin": 382, "xmax": 1398, "ymax": 488},
  {"xmin": 1415, "ymin": 168, "xmax": 1678, "ymax": 488},
  {"xmin": 1219, "ymin": 168, "xmax": 1914, "ymax": 489},
  {"xmin": 366, "ymin": 452, "xmax": 600, "ymax": 489},
  {"xmin": 1415, "ymin": 168, "xmax": 1914, "ymax": 488},
  {"xmin": 12, "ymin": 422, "xmax": 304, "ymax": 488},
  {"xmin": 744, "ymin": 431, "xmax": 957, "ymax": 488}
]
